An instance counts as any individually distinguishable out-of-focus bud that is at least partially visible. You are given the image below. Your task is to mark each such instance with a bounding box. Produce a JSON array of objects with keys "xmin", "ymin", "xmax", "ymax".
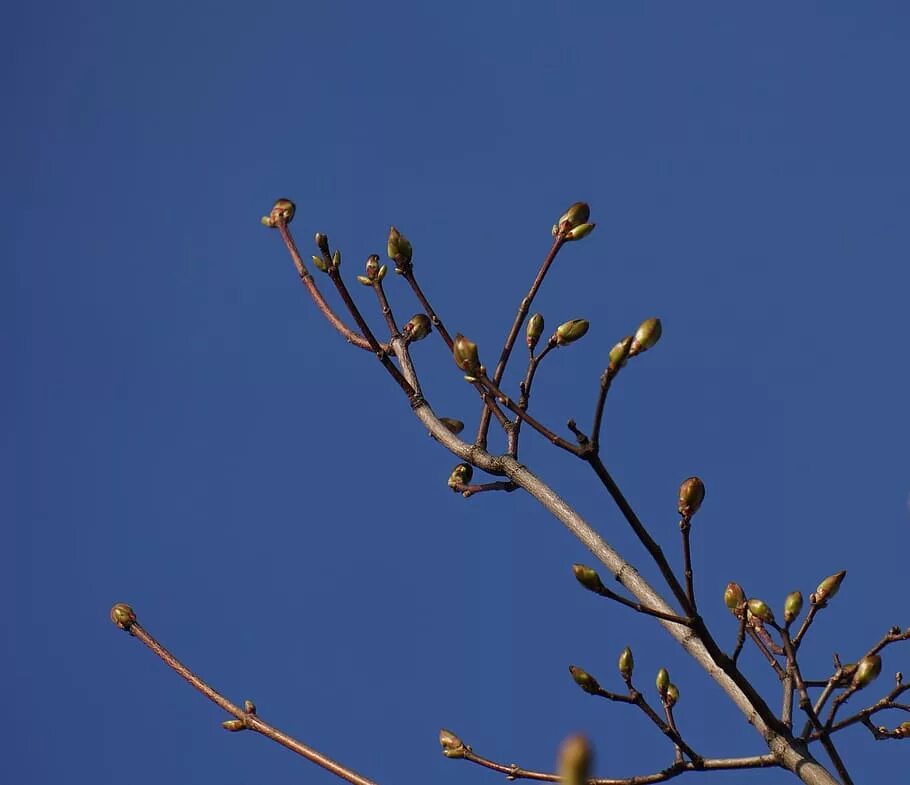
[
  {"xmin": 618, "ymin": 647, "xmax": 634, "ymax": 681},
  {"xmin": 439, "ymin": 418, "xmax": 464, "ymax": 435},
  {"xmin": 656, "ymin": 667, "xmax": 670, "ymax": 696},
  {"xmin": 556, "ymin": 319, "xmax": 589, "ymax": 346},
  {"xmin": 558, "ymin": 734, "xmax": 592, "ymax": 785},
  {"xmin": 243, "ymin": 700, "xmax": 256, "ymax": 715},
  {"xmin": 629, "ymin": 317, "xmax": 662, "ymax": 356},
  {"xmin": 315, "ymin": 232, "xmax": 330, "ymax": 256},
  {"xmin": 572, "ymin": 563, "xmax": 606, "ymax": 595},
  {"xmin": 724, "ymin": 583, "xmax": 745, "ymax": 613},
  {"xmin": 110, "ymin": 603, "xmax": 136, "ymax": 631},
  {"xmin": 447, "ymin": 463, "xmax": 473, "ymax": 489},
  {"xmin": 852, "ymin": 655, "xmax": 882, "ymax": 689},
  {"xmin": 677, "ymin": 476, "xmax": 705, "ymax": 518},
  {"xmin": 261, "ymin": 199, "xmax": 295, "ymax": 228},
  {"xmin": 222, "ymin": 719, "xmax": 246, "ymax": 732},
  {"xmin": 665, "ymin": 683, "xmax": 679, "ymax": 708},
  {"xmin": 331, "ymin": 249, "xmax": 342, "ymax": 269},
  {"xmin": 569, "ymin": 665, "xmax": 600, "ymax": 694},
  {"xmin": 453, "ymin": 334, "xmax": 481, "ymax": 377},
  {"xmin": 387, "ymin": 226, "xmax": 413, "ymax": 266},
  {"xmin": 784, "ymin": 591, "xmax": 804, "ymax": 625},
  {"xmin": 526, "ymin": 313, "xmax": 545, "ymax": 352},
  {"xmin": 439, "ymin": 728, "xmax": 466, "ymax": 758},
  {"xmin": 813, "ymin": 570, "xmax": 847, "ymax": 605},
  {"xmin": 747, "ymin": 598, "xmax": 775, "ymax": 625},
  {"xmin": 311, "ymin": 255, "xmax": 329, "ymax": 273},
  {"xmin": 403, "ymin": 313, "xmax": 432, "ymax": 343},
  {"xmin": 895, "ymin": 721, "xmax": 910, "ymax": 738},
  {"xmin": 608, "ymin": 336, "xmax": 633, "ymax": 373},
  {"xmin": 558, "ymin": 202, "xmax": 591, "ymax": 230},
  {"xmin": 565, "ymin": 223, "xmax": 596, "ymax": 241}
]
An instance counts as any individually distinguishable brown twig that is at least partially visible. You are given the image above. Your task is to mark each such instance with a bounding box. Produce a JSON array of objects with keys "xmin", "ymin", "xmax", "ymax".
[
  {"xmin": 511, "ymin": 338, "xmax": 557, "ymax": 456},
  {"xmin": 371, "ymin": 278, "xmax": 401, "ymax": 338},
  {"xmin": 679, "ymin": 516, "xmax": 696, "ymax": 612},
  {"xmin": 451, "ymin": 480, "xmax": 519, "ymax": 498}
]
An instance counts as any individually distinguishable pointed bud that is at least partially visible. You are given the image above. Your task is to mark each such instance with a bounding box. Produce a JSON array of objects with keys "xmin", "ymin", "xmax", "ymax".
[
  {"xmin": 618, "ymin": 647, "xmax": 634, "ymax": 680},
  {"xmin": 656, "ymin": 667, "xmax": 670, "ymax": 696},
  {"xmin": 439, "ymin": 728, "xmax": 466, "ymax": 758},
  {"xmin": 526, "ymin": 313, "xmax": 545, "ymax": 351},
  {"xmin": 387, "ymin": 226, "xmax": 413, "ymax": 266},
  {"xmin": 439, "ymin": 418, "xmax": 464, "ymax": 435},
  {"xmin": 630, "ymin": 317, "xmax": 662, "ymax": 356},
  {"xmin": 403, "ymin": 313, "xmax": 432, "ymax": 343},
  {"xmin": 814, "ymin": 570, "xmax": 847, "ymax": 604},
  {"xmin": 261, "ymin": 198, "xmax": 295, "ymax": 228},
  {"xmin": 608, "ymin": 336, "xmax": 633, "ymax": 373},
  {"xmin": 724, "ymin": 583, "xmax": 745, "ymax": 613},
  {"xmin": 222, "ymin": 719, "xmax": 246, "ymax": 732},
  {"xmin": 356, "ymin": 275, "xmax": 372, "ymax": 286},
  {"xmin": 365, "ymin": 254, "xmax": 381, "ymax": 279},
  {"xmin": 558, "ymin": 734, "xmax": 592, "ymax": 785},
  {"xmin": 572, "ymin": 563, "xmax": 606, "ymax": 595},
  {"xmin": 110, "ymin": 603, "xmax": 137, "ymax": 631},
  {"xmin": 453, "ymin": 334, "xmax": 481, "ymax": 377},
  {"xmin": 569, "ymin": 665, "xmax": 600, "ymax": 695},
  {"xmin": 665, "ymin": 683, "xmax": 679, "ymax": 708},
  {"xmin": 331, "ymin": 249, "xmax": 341, "ymax": 269},
  {"xmin": 377, "ymin": 264, "xmax": 388, "ymax": 281},
  {"xmin": 311, "ymin": 254, "xmax": 329, "ymax": 273},
  {"xmin": 565, "ymin": 223, "xmax": 595, "ymax": 241},
  {"xmin": 677, "ymin": 476, "xmax": 705, "ymax": 518},
  {"xmin": 558, "ymin": 202, "xmax": 591, "ymax": 230},
  {"xmin": 315, "ymin": 232, "xmax": 330, "ymax": 256},
  {"xmin": 747, "ymin": 598, "xmax": 775, "ymax": 625},
  {"xmin": 852, "ymin": 655, "xmax": 882, "ymax": 689},
  {"xmin": 784, "ymin": 591, "xmax": 804, "ymax": 625},
  {"xmin": 556, "ymin": 319, "xmax": 589, "ymax": 346},
  {"xmin": 243, "ymin": 700, "xmax": 256, "ymax": 714},
  {"xmin": 448, "ymin": 463, "xmax": 473, "ymax": 489}
]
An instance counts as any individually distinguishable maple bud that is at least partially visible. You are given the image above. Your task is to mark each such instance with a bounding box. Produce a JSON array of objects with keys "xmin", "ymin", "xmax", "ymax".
[
  {"xmin": 387, "ymin": 226, "xmax": 413, "ymax": 266},
  {"xmin": 565, "ymin": 223, "xmax": 595, "ymax": 241},
  {"xmin": 110, "ymin": 603, "xmax": 136, "ymax": 631},
  {"xmin": 331, "ymin": 249, "xmax": 341, "ymax": 269},
  {"xmin": 618, "ymin": 647, "xmax": 634, "ymax": 680},
  {"xmin": 814, "ymin": 570, "xmax": 847, "ymax": 604},
  {"xmin": 852, "ymin": 655, "xmax": 882, "ymax": 689},
  {"xmin": 677, "ymin": 476, "xmax": 705, "ymax": 518},
  {"xmin": 260, "ymin": 198, "xmax": 295, "ymax": 227},
  {"xmin": 630, "ymin": 317, "xmax": 662, "ymax": 356},
  {"xmin": 453, "ymin": 334, "xmax": 481, "ymax": 377},
  {"xmin": 365, "ymin": 254, "xmax": 381, "ymax": 279},
  {"xmin": 439, "ymin": 728, "xmax": 466, "ymax": 758},
  {"xmin": 447, "ymin": 463, "xmax": 473, "ymax": 489},
  {"xmin": 526, "ymin": 313, "xmax": 545, "ymax": 351},
  {"xmin": 558, "ymin": 202, "xmax": 591, "ymax": 229},
  {"xmin": 569, "ymin": 665, "xmax": 600, "ymax": 694},
  {"xmin": 747, "ymin": 598, "xmax": 775, "ymax": 625},
  {"xmin": 724, "ymin": 583, "xmax": 745, "ymax": 613},
  {"xmin": 572, "ymin": 563, "xmax": 606, "ymax": 595},
  {"xmin": 656, "ymin": 667, "xmax": 670, "ymax": 696},
  {"xmin": 783, "ymin": 591, "xmax": 804, "ymax": 625},
  {"xmin": 608, "ymin": 336, "xmax": 633, "ymax": 373},
  {"xmin": 556, "ymin": 319, "xmax": 589, "ymax": 346},
  {"xmin": 665, "ymin": 683, "xmax": 679, "ymax": 708}
]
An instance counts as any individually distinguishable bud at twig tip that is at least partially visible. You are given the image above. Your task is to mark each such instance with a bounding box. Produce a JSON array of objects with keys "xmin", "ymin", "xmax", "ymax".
[
  {"xmin": 814, "ymin": 570, "xmax": 847, "ymax": 605},
  {"xmin": 439, "ymin": 728, "xmax": 466, "ymax": 758},
  {"xmin": 558, "ymin": 202, "xmax": 591, "ymax": 229},
  {"xmin": 569, "ymin": 665, "xmax": 600, "ymax": 694},
  {"xmin": 110, "ymin": 603, "xmax": 137, "ymax": 631},
  {"xmin": 447, "ymin": 463, "xmax": 473, "ymax": 490},
  {"xmin": 630, "ymin": 317, "xmax": 662, "ymax": 356},
  {"xmin": 784, "ymin": 591, "xmax": 804, "ymax": 625},
  {"xmin": 656, "ymin": 667, "xmax": 670, "ymax": 696},
  {"xmin": 677, "ymin": 476, "xmax": 705, "ymax": 518},
  {"xmin": 556, "ymin": 319, "xmax": 589, "ymax": 347},
  {"xmin": 724, "ymin": 583, "xmax": 745, "ymax": 614},
  {"xmin": 747, "ymin": 598, "xmax": 775, "ymax": 625},
  {"xmin": 261, "ymin": 198, "xmax": 295, "ymax": 228},
  {"xmin": 618, "ymin": 647, "xmax": 634, "ymax": 680},
  {"xmin": 526, "ymin": 313, "xmax": 545, "ymax": 351},
  {"xmin": 453, "ymin": 334, "xmax": 481, "ymax": 377},
  {"xmin": 572, "ymin": 563, "xmax": 606, "ymax": 594},
  {"xmin": 852, "ymin": 655, "xmax": 882, "ymax": 689}
]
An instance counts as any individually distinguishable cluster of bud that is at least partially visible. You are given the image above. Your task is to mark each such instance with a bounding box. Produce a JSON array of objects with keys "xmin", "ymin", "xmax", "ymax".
[
  {"xmin": 260, "ymin": 198, "xmax": 295, "ymax": 228},
  {"xmin": 387, "ymin": 226, "xmax": 413, "ymax": 269},
  {"xmin": 356, "ymin": 254, "xmax": 389, "ymax": 286},
  {"xmin": 447, "ymin": 463, "xmax": 473, "ymax": 490}
]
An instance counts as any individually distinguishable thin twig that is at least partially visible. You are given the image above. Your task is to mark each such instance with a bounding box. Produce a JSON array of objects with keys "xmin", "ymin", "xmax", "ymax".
[
  {"xmin": 451, "ymin": 480, "xmax": 519, "ymax": 498},
  {"xmin": 371, "ymin": 278, "xmax": 401, "ymax": 338},
  {"xmin": 512, "ymin": 339, "xmax": 557, "ymax": 457},
  {"xmin": 679, "ymin": 517, "xmax": 696, "ymax": 612}
]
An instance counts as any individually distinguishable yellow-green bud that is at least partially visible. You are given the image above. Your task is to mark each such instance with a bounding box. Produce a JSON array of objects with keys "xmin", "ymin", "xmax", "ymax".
[
  {"xmin": 558, "ymin": 734, "xmax": 592, "ymax": 785},
  {"xmin": 222, "ymin": 719, "xmax": 246, "ymax": 732},
  {"xmin": 315, "ymin": 232, "xmax": 330, "ymax": 256},
  {"xmin": 656, "ymin": 667, "xmax": 670, "ymax": 696},
  {"xmin": 110, "ymin": 603, "xmax": 137, "ymax": 631},
  {"xmin": 311, "ymin": 255, "xmax": 329, "ymax": 273},
  {"xmin": 439, "ymin": 728, "xmax": 466, "ymax": 758},
  {"xmin": 572, "ymin": 563, "xmax": 606, "ymax": 595},
  {"xmin": 783, "ymin": 591, "xmax": 804, "ymax": 625},
  {"xmin": 556, "ymin": 318, "xmax": 589, "ymax": 346},
  {"xmin": 852, "ymin": 655, "xmax": 882, "ymax": 689},
  {"xmin": 618, "ymin": 647, "xmax": 634, "ymax": 680},
  {"xmin": 630, "ymin": 317, "xmax": 662, "ymax": 356},
  {"xmin": 447, "ymin": 463, "xmax": 473, "ymax": 489},
  {"xmin": 356, "ymin": 275, "xmax": 372, "ymax": 286},
  {"xmin": 558, "ymin": 202, "xmax": 591, "ymax": 229},
  {"xmin": 677, "ymin": 476, "xmax": 705, "ymax": 518},
  {"xmin": 526, "ymin": 313, "xmax": 545, "ymax": 351},
  {"xmin": 261, "ymin": 198, "xmax": 295, "ymax": 228},
  {"xmin": 608, "ymin": 336, "xmax": 633, "ymax": 372},
  {"xmin": 665, "ymin": 683, "xmax": 679, "ymax": 708},
  {"xmin": 747, "ymin": 598, "xmax": 775, "ymax": 625},
  {"xmin": 724, "ymin": 583, "xmax": 745, "ymax": 613},
  {"xmin": 439, "ymin": 418, "xmax": 464, "ymax": 435},
  {"xmin": 365, "ymin": 254, "xmax": 381, "ymax": 278},
  {"xmin": 814, "ymin": 570, "xmax": 847, "ymax": 604},
  {"xmin": 387, "ymin": 226, "xmax": 413, "ymax": 266},
  {"xmin": 569, "ymin": 665, "xmax": 600, "ymax": 694},
  {"xmin": 331, "ymin": 249, "xmax": 341, "ymax": 269},
  {"xmin": 453, "ymin": 333, "xmax": 481, "ymax": 377},
  {"xmin": 565, "ymin": 222, "xmax": 596, "ymax": 241},
  {"xmin": 403, "ymin": 313, "xmax": 432, "ymax": 343}
]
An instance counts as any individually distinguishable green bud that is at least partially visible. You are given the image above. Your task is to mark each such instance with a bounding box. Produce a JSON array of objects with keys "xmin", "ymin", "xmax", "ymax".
[
  {"xmin": 387, "ymin": 226, "xmax": 413, "ymax": 266},
  {"xmin": 331, "ymin": 249, "xmax": 341, "ymax": 269},
  {"xmin": 572, "ymin": 563, "xmax": 606, "ymax": 595},
  {"xmin": 565, "ymin": 222, "xmax": 596, "ymax": 241},
  {"xmin": 814, "ymin": 570, "xmax": 847, "ymax": 604},
  {"xmin": 453, "ymin": 334, "xmax": 481, "ymax": 377},
  {"xmin": 314, "ymin": 232, "xmax": 330, "ymax": 256},
  {"xmin": 222, "ymin": 718, "xmax": 246, "ymax": 732},
  {"xmin": 665, "ymin": 683, "xmax": 679, "ymax": 708},
  {"xmin": 558, "ymin": 202, "xmax": 591, "ymax": 229},
  {"xmin": 261, "ymin": 198, "xmax": 295, "ymax": 228},
  {"xmin": 526, "ymin": 313, "xmax": 545, "ymax": 351},
  {"xmin": 852, "ymin": 655, "xmax": 882, "ymax": 689},
  {"xmin": 403, "ymin": 313, "xmax": 432, "ymax": 343},
  {"xmin": 356, "ymin": 275, "xmax": 372, "ymax": 286},
  {"xmin": 556, "ymin": 318, "xmax": 589, "ymax": 346},
  {"xmin": 311, "ymin": 255, "xmax": 329, "ymax": 273},
  {"xmin": 110, "ymin": 603, "xmax": 137, "ymax": 631},
  {"xmin": 447, "ymin": 463, "xmax": 473, "ymax": 489},
  {"xmin": 438, "ymin": 418, "xmax": 464, "ymax": 435},
  {"xmin": 656, "ymin": 667, "xmax": 670, "ymax": 696},
  {"xmin": 677, "ymin": 476, "xmax": 705, "ymax": 518},
  {"xmin": 439, "ymin": 728, "xmax": 466, "ymax": 758},
  {"xmin": 724, "ymin": 582, "xmax": 745, "ymax": 613},
  {"xmin": 783, "ymin": 591, "xmax": 804, "ymax": 625},
  {"xmin": 377, "ymin": 264, "xmax": 388, "ymax": 281},
  {"xmin": 618, "ymin": 647, "xmax": 634, "ymax": 680},
  {"xmin": 608, "ymin": 336, "xmax": 633, "ymax": 372},
  {"xmin": 747, "ymin": 598, "xmax": 775, "ymax": 625},
  {"xmin": 558, "ymin": 734, "xmax": 592, "ymax": 785},
  {"xmin": 630, "ymin": 317, "xmax": 662, "ymax": 356},
  {"xmin": 569, "ymin": 665, "xmax": 600, "ymax": 694}
]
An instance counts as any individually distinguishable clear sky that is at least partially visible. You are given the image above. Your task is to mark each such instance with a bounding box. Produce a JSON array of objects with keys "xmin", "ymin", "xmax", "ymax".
[{"xmin": 6, "ymin": 3, "xmax": 909, "ymax": 784}]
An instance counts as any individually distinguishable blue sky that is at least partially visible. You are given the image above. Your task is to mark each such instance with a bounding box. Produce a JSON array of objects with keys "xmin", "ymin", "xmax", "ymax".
[{"xmin": 6, "ymin": 3, "xmax": 909, "ymax": 784}]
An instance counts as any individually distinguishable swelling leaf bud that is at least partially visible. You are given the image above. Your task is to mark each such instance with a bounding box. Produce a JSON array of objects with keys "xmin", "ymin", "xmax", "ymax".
[
  {"xmin": 724, "ymin": 583, "xmax": 745, "ymax": 613},
  {"xmin": 608, "ymin": 336, "xmax": 633, "ymax": 373},
  {"xmin": 356, "ymin": 275, "xmax": 372, "ymax": 286},
  {"xmin": 365, "ymin": 254, "xmax": 381, "ymax": 279},
  {"xmin": 453, "ymin": 334, "xmax": 481, "ymax": 377},
  {"xmin": 222, "ymin": 719, "xmax": 246, "ymax": 732},
  {"xmin": 439, "ymin": 728, "xmax": 466, "ymax": 758},
  {"xmin": 558, "ymin": 202, "xmax": 591, "ymax": 230},
  {"xmin": 665, "ymin": 683, "xmax": 679, "ymax": 708},
  {"xmin": 630, "ymin": 317, "xmax": 662, "ymax": 356},
  {"xmin": 403, "ymin": 313, "xmax": 432, "ymax": 343},
  {"xmin": 556, "ymin": 319, "xmax": 590, "ymax": 346},
  {"xmin": 814, "ymin": 570, "xmax": 847, "ymax": 604},
  {"xmin": 618, "ymin": 647, "xmax": 634, "ymax": 680},
  {"xmin": 656, "ymin": 667, "xmax": 670, "ymax": 696},
  {"xmin": 526, "ymin": 313, "xmax": 545, "ymax": 351},
  {"xmin": 110, "ymin": 603, "xmax": 137, "ymax": 631},
  {"xmin": 261, "ymin": 198, "xmax": 295, "ymax": 228},
  {"xmin": 565, "ymin": 223, "xmax": 596, "ymax": 241},
  {"xmin": 569, "ymin": 665, "xmax": 600, "ymax": 694},
  {"xmin": 677, "ymin": 476, "xmax": 705, "ymax": 518},
  {"xmin": 314, "ymin": 233, "xmax": 330, "ymax": 256},
  {"xmin": 447, "ymin": 463, "xmax": 473, "ymax": 489},
  {"xmin": 558, "ymin": 734, "xmax": 592, "ymax": 785},
  {"xmin": 331, "ymin": 249, "xmax": 342, "ymax": 269},
  {"xmin": 852, "ymin": 655, "xmax": 882, "ymax": 689},
  {"xmin": 387, "ymin": 226, "xmax": 413, "ymax": 267},
  {"xmin": 747, "ymin": 598, "xmax": 775, "ymax": 625},
  {"xmin": 572, "ymin": 563, "xmax": 606, "ymax": 595},
  {"xmin": 438, "ymin": 418, "xmax": 464, "ymax": 435},
  {"xmin": 311, "ymin": 255, "xmax": 329, "ymax": 273},
  {"xmin": 784, "ymin": 591, "xmax": 804, "ymax": 625}
]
